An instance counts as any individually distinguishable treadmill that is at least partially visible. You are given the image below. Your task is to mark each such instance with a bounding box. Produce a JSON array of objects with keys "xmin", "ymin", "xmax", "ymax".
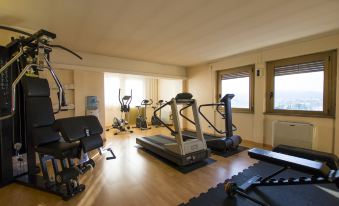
[
  {"xmin": 136, "ymin": 93, "xmax": 211, "ymax": 166},
  {"xmin": 181, "ymin": 94, "xmax": 242, "ymax": 152}
]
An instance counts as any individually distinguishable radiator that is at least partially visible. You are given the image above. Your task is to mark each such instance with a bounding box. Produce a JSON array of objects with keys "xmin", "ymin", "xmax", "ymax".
[{"xmin": 272, "ymin": 121, "xmax": 314, "ymax": 149}]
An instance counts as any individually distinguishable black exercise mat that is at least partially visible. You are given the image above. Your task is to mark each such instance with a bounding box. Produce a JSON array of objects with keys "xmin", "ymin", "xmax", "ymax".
[
  {"xmin": 212, "ymin": 146, "xmax": 248, "ymax": 158},
  {"xmin": 180, "ymin": 161, "xmax": 339, "ymax": 206},
  {"xmin": 137, "ymin": 146, "xmax": 216, "ymax": 174}
]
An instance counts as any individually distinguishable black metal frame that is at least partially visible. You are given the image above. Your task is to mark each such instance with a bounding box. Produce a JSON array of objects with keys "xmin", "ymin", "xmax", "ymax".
[
  {"xmin": 119, "ymin": 88, "xmax": 132, "ymax": 112},
  {"xmin": 106, "ymin": 89, "xmax": 133, "ymax": 134},
  {"xmin": 134, "ymin": 98, "xmax": 153, "ymax": 130},
  {"xmin": 225, "ymin": 148, "xmax": 339, "ymax": 206},
  {"xmin": 151, "ymin": 100, "xmax": 165, "ymax": 127}
]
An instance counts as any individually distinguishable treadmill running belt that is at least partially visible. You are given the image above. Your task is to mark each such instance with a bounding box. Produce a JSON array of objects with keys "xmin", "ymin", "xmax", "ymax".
[
  {"xmin": 142, "ymin": 135, "xmax": 176, "ymax": 146},
  {"xmin": 182, "ymin": 130, "xmax": 221, "ymax": 141},
  {"xmin": 202, "ymin": 134, "xmax": 218, "ymax": 141}
]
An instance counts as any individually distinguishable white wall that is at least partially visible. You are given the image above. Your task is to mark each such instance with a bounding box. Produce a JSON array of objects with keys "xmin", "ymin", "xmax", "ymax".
[{"xmin": 186, "ymin": 32, "xmax": 339, "ymax": 155}]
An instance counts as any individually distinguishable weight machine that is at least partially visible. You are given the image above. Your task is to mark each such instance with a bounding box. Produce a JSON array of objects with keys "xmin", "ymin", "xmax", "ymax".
[{"xmin": 0, "ymin": 26, "xmax": 115, "ymax": 199}]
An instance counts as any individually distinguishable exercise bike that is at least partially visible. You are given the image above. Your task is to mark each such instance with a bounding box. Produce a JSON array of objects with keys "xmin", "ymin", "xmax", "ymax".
[
  {"xmin": 106, "ymin": 89, "xmax": 133, "ymax": 135},
  {"xmin": 151, "ymin": 100, "xmax": 164, "ymax": 127},
  {"xmin": 134, "ymin": 99, "xmax": 153, "ymax": 130}
]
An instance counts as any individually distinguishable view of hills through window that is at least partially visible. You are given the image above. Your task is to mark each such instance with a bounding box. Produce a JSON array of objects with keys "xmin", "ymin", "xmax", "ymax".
[
  {"xmin": 221, "ymin": 77, "xmax": 250, "ymax": 108},
  {"xmin": 274, "ymin": 71, "xmax": 324, "ymax": 111}
]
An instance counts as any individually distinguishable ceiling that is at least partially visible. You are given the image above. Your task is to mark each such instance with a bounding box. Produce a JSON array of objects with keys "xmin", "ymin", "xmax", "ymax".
[{"xmin": 1, "ymin": 0, "xmax": 339, "ymax": 66}]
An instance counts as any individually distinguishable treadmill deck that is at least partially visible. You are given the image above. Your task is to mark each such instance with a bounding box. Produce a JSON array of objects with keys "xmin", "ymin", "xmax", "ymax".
[{"xmin": 136, "ymin": 135, "xmax": 210, "ymax": 166}]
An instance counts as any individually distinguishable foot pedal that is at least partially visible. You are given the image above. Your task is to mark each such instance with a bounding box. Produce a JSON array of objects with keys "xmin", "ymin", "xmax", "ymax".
[
  {"xmin": 77, "ymin": 159, "xmax": 95, "ymax": 174},
  {"xmin": 56, "ymin": 168, "xmax": 80, "ymax": 185}
]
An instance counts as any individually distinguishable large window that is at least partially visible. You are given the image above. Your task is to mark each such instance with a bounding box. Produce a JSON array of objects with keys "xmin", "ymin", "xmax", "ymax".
[
  {"xmin": 266, "ymin": 50, "xmax": 337, "ymax": 117},
  {"xmin": 217, "ymin": 65, "xmax": 255, "ymax": 113}
]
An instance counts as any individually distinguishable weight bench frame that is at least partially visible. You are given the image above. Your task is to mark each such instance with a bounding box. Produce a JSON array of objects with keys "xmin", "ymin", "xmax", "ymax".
[{"xmin": 225, "ymin": 148, "xmax": 339, "ymax": 206}]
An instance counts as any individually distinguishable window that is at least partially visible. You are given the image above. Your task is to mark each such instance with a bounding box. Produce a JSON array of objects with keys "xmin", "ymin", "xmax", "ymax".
[
  {"xmin": 217, "ymin": 65, "xmax": 255, "ymax": 113},
  {"xmin": 266, "ymin": 50, "xmax": 337, "ymax": 117}
]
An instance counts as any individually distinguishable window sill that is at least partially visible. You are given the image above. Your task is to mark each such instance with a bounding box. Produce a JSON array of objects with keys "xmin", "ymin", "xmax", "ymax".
[
  {"xmin": 232, "ymin": 109, "xmax": 254, "ymax": 114},
  {"xmin": 264, "ymin": 112, "xmax": 334, "ymax": 119},
  {"xmin": 216, "ymin": 108, "xmax": 254, "ymax": 114}
]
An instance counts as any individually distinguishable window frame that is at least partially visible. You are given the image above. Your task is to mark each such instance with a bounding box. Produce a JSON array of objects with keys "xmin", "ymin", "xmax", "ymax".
[
  {"xmin": 217, "ymin": 65, "xmax": 255, "ymax": 113},
  {"xmin": 266, "ymin": 50, "xmax": 337, "ymax": 117}
]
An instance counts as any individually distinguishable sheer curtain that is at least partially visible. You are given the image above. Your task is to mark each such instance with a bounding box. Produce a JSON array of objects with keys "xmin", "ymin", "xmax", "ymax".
[
  {"xmin": 125, "ymin": 78, "xmax": 145, "ymax": 106},
  {"xmin": 104, "ymin": 74, "xmax": 121, "ymax": 126},
  {"xmin": 104, "ymin": 73, "xmax": 158, "ymax": 127},
  {"xmin": 145, "ymin": 77, "xmax": 158, "ymax": 121}
]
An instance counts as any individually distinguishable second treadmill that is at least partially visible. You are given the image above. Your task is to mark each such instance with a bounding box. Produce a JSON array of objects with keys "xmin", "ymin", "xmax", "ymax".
[
  {"xmin": 181, "ymin": 94, "xmax": 242, "ymax": 152},
  {"xmin": 136, "ymin": 93, "xmax": 211, "ymax": 166}
]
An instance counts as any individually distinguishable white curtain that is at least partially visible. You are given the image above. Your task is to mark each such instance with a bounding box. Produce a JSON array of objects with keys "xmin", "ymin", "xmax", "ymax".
[
  {"xmin": 145, "ymin": 77, "xmax": 158, "ymax": 121},
  {"xmin": 104, "ymin": 73, "xmax": 159, "ymax": 126},
  {"xmin": 104, "ymin": 74, "xmax": 121, "ymax": 126}
]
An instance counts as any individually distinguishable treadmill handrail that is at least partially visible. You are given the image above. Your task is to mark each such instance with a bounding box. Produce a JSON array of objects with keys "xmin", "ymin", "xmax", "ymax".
[
  {"xmin": 215, "ymin": 104, "xmax": 237, "ymax": 132},
  {"xmin": 179, "ymin": 104, "xmax": 196, "ymax": 126},
  {"xmin": 198, "ymin": 103, "xmax": 226, "ymax": 134},
  {"xmin": 153, "ymin": 101, "xmax": 176, "ymax": 134}
]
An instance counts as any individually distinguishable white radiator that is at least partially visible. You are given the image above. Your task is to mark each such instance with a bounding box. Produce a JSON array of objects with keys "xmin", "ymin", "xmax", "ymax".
[{"xmin": 272, "ymin": 121, "xmax": 314, "ymax": 149}]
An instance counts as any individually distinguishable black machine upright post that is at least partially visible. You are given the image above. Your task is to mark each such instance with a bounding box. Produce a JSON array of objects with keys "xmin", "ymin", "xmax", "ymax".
[
  {"xmin": 220, "ymin": 94, "xmax": 234, "ymax": 137},
  {"xmin": 0, "ymin": 45, "xmax": 24, "ymax": 185}
]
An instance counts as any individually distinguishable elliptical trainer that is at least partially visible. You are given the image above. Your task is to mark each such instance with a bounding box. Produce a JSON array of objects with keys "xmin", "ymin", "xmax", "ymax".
[
  {"xmin": 106, "ymin": 89, "xmax": 133, "ymax": 135},
  {"xmin": 134, "ymin": 99, "xmax": 153, "ymax": 130},
  {"xmin": 151, "ymin": 100, "xmax": 164, "ymax": 127}
]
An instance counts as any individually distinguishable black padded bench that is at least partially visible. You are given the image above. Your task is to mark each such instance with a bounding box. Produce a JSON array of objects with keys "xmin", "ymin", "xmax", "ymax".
[{"xmin": 22, "ymin": 76, "xmax": 113, "ymax": 199}]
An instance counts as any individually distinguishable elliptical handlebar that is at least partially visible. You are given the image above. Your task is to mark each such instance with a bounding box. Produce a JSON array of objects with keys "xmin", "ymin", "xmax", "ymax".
[
  {"xmin": 118, "ymin": 89, "xmax": 123, "ymax": 106},
  {"xmin": 128, "ymin": 90, "xmax": 132, "ymax": 106}
]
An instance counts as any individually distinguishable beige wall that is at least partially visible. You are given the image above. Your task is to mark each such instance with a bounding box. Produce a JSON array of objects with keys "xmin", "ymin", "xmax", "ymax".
[
  {"xmin": 73, "ymin": 70, "xmax": 105, "ymax": 127},
  {"xmin": 41, "ymin": 69, "xmax": 76, "ymax": 119},
  {"xmin": 42, "ymin": 68, "xmax": 106, "ymax": 133},
  {"xmin": 158, "ymin": 78, "xmax": 184, "ymax": 125},
  {"xmin": 51, "ymin": 50, "xmax": 186, "ymax": 79},
  {"xmin": 186, "ymin": 33, "xmax": 339, "ymax": 155}
]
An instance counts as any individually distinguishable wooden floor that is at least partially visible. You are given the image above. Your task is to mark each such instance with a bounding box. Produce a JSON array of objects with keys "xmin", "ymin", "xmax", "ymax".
[{"xmin": 0, "ymin": 127, "xmax": 269, "ymax": 206}]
